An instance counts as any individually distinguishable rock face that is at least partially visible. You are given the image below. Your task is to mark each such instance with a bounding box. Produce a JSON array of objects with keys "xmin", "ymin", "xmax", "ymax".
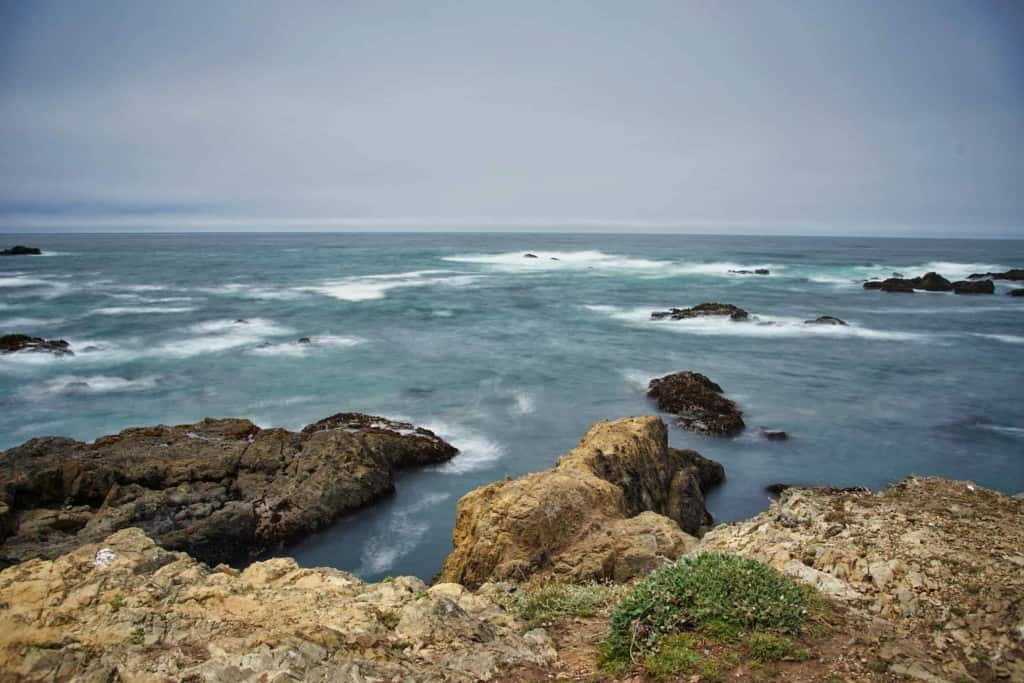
[
  {"xmin": 804, "ymin": 315, "xmax": 846, "ymax": 326},
  {"xmin": 0, "ymin": 414, "xmax": 457, "ymax": 567},
  {"xmin": 863, "ymin": 272, "xmax": 953, "ymax": 293},
  {"xmin": 968, "ymin": 268, "xmax": 1024, "ymax": 281},
  {"xmin": 0, "ymin": 334, "xmax": 72, "ymax": 356},
  {"xmin": 650, "ymin": 302, "xmax": 748, "ymax": 321},
  {"xmin": 0, "ymin": 245, "xmax": 41, "ymax": 256},
  {"xmin": 647, "ymin": 371, "xmax": 745, "ymax": 436},
  {"xmin": 438, "ymin": 416, "xmax": 723, "ymax": 588},
  {"xmin": 952, "ymin": 279, "xmax": 995, "ymax": 294},
  {"xmin": 696, "ymin": 478, "xmax": 1024, "ymax": 682},
  {"xmin": 0, "ymin": 528, "xmax": 556, "ymax": 682}
]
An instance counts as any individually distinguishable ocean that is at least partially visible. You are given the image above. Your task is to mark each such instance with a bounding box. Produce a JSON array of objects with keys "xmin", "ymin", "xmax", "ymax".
[{"xmin": 1, "ymin": 232, "xmax": 1022, "ymax": 581}]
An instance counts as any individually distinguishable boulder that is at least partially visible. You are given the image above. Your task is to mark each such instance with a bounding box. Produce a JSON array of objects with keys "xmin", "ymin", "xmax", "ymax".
[
  {"xmin": 863, "ymin": 278, "xmax": 915, "ymax": 293},
  {"xmin": 759, "ymin": 428, "xmax": 788, "ymax": 440},
  {"xmin": 952, "ymin": 279, "xmax": 994, "ymax": 295},
  {"xmin": 438, "ymin": 416, "xmax": 723, "ymax": 587},
  {"xmin": 0, "ymin": 334, "xmax": 72, "ymax": 356},
  {"xmin": 0, "ymin": 245, "xmax": 41, "ymax": 255},
  {"xmin": 650, "ymin": 302, "xmax": 749, "ymax": 321},
  {"xmin": 863, "ymin": 272, "xmax": 952, "ymax": 293},
  {"xmin": 805, "ymin": 316, "xmax": 846, "ymax": 326},
  {"xmin": 647, "ymin": 371, "xmax": 745, "ymax": 436},
  {"xmin": 967, "ymin": 268, "xmax": 1024, "ymax": 281},
  {"xmin": 0, "ymin": 528, "xmax": 557, "ymax": 682},
  {"xmin": 909, "ymin": 272, "xmax": 952, "ymax": 291},
  {"xmin": 0, "ymin": 414, "xmax": 457, "ymax": 567}
]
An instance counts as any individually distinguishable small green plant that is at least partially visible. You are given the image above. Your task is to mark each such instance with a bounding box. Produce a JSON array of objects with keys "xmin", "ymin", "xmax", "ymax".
[
  {"xmin": 130, "ymin": 628, "xmax": 144, "ymax": 646},
  {"xmin": 512, "ymin": 581, "xmax": 626, "ymax": 627},
  {"xmin": 743, "ymin": 631, "xmax": 809, "ymax": 662},
  {"xmin": 642, "ymin": 634, "xmax": 710, "ymax": 679},
  {"xmin": 605, "ymin": 553, "xmax": 810, "ymax": 661},
  {"xmin": 109, "ymin": 595, "xmax": 124, "ymax": 613},
  {"xmin": 378, "ymin": 609, "xmax": 401, "ymax": 630}
]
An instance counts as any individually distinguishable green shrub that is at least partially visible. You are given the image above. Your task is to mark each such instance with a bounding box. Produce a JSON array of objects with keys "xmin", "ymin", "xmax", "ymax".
[
  {"xmin": 642, "ymin": 634, "xmax": 722, "ymax": 681},
  {"xmin": 512, "ymin": 581, "xmax": 626, "ymax": 627},
  {"xmin": 605, "ymin": 553, "xmax": 809, "ymax": 660},
  {"xmin": 743, "ymin": 631, "xmax": 809, "ymax": 662}
]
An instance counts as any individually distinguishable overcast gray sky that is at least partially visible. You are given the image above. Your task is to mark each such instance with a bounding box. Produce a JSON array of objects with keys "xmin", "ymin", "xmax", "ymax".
[{"xmin": 1, "ymin": 0, "xmax": 1022, "ymax": 236}]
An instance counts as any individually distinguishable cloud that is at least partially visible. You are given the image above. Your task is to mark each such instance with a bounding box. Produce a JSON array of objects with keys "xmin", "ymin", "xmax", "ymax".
[{"xmin": 1, "ymin": 1, "xmax": 1022, "ymax": 236}]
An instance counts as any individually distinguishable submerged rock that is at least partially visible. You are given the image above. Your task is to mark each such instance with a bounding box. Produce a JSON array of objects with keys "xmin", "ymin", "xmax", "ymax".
[
  {"xmin": 650, "ymin": 302, "xmax": 749, "ymax": 321},
  {"xmin": 1010, "ymin": 288, "xmax": 1024, "ymax": 297},
  {"xmin": 0, "ymin": 334, "xmax": 72, "ymax": 356},
  {"xmin": 967, "ymin": 268, "xmax": 1024, "ymax": 281},
  {"xmin": 804, "ymin": 316, "xmax": 847, "ymax": 326},
  {"xmin": 0, "ymin": 245, "xmax": 41, "ymax": 255},
  {"xmin": 438, "ymin": 416, "xmax": 723, "ymax": 587},
  {"xmin": 759, "ymin": 428, "xmax": 789, "ymax": 440},
  {"xmin": 647, "ymin": 371, "xmax": 745, "ymax": 436},
  {"xmin": 523, "ymin": 253, "xmax": 538, "ymax": 258},
  {"xmin": 952, "ymin": 279, "xmax": 994, "ymax": 294},
  {"xmin": 728, "ymin": 268, "xmax": 770, "ymax": 275},
  {"xmin": 0, "ymin": 413, "xmax": 457, "ymax": 567},
  {"xmin": 0, "ymin": 528, "xmax": 557, "ymax": 682}
]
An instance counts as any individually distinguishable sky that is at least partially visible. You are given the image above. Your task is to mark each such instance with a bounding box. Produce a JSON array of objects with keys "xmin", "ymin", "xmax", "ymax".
[{"xmin": 1, "ymin": 1, "xmax": 1022, "ymax": 236}]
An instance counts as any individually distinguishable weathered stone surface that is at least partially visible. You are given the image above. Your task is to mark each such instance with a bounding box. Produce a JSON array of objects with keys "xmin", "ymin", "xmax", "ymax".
[
  {"xmin": 647, "ymin": 371, "xmax": 745, "ymax": 436},
  {"xmin": 438, "ymin": 416, "xmax": 721, "ymax": 588},
  {"xmin": 697, "ymin": 477, "xmax": 1024, "ymax": 681},
  {"xmin": 952, "ymin": 279, "xmax": 995, "ymax": 294},
  {"xmin": 0, "ymin": 245, "xmax": 41, "ymax": 256},
  {"xmin": 650, "ymin": 302, "xmax": 749, "ymax": 321},
  {"xmin": 0, "ymin": 414, "xmax": 457, "ymax": 567},
  {"xmin": 0, "ymin": 528, "xmax": 556, "ymax": 682},
  {"xmin": 0, "ymin": 334, "xmax": 72, "ymax": 356}
]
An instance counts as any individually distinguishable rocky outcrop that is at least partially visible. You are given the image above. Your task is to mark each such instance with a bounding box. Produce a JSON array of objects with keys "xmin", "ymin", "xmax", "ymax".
[
  {"xmin": 967, "ymin": 268, "xmax": 1024, "ymax": 281},
  {"xmin": 0, "ymin": 528, "xmax": 556, "ymax": 682},
  {"xmin": 0, "ymin": 246, "xmax": 41, "ymax": 256},
  {"xmin": 804, "ymin": 315, "xmax": 846, "ymax": 325},
  {"xmin": 696, "ymin": 477, "xmax": 1024, "ymax": 681},
  {"xmin": 863, "ymin": 277, "xmax": 915, "ymax": 292},
  {"xmin": 647, "ymin": 371, "xmax": 745, "ymax": 436},
  {"xmin": 0, "ymin": 414, "xmax": 457, "ymax": 567},
  {"xmin": 438, "ymin": 416, "xmax": 723, "ymax": 588},
  {"xmin": 911, "ymin": 271, "xmax": 953, "ymax": 291},
  {"xmin": 650, "ymin": 302, "xmax": 749, "ymax": 321},
  {"xmin": 0, "ymin": 334, "xmax": 72, "ymax": 356},
  {"xmin": 863, "ymin": 271, "xmax": 953, "ymax": 293},
  {"xmin": 953, "ymin": 279, "xmax": 995, "ymax": 294}
]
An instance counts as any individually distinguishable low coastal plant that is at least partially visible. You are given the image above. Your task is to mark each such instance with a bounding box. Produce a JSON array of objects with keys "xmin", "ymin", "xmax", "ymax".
[
  {"xmin": 601, "ymin": 553, "xmax": 813, "ymax": 672},
  {"xmin": 510, "ymin": 581, "xmax": 628, "ymax": 627}
]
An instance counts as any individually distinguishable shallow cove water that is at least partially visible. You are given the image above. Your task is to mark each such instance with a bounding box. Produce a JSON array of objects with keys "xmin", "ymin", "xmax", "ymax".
[{"xmin": 1, "ymin": 232, "xmax": 1022, "ymax": 581}]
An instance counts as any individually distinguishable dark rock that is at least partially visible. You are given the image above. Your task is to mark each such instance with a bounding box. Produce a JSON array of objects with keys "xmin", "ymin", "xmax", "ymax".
[
  {"xmin": 650, "ymin": 302, "xmax": 749, "ymax": 321},
  {"xmin": 647, "ymin": 371, "xmax": 745, "ymax": 436},
  {"xmin": 805, "ymin": 316, "xmax": 847, "ymax": 326},
  {"xmin": 550, "ymin": 257, "xmax": 559, "ymax": 261},
  {"xmin": 0, "ymin": 245, "xmax": 42, "ymax": 256},
  {"xmin": 967, "ymin": 269, "xmax": 1024, "ymax": 281},
  {"xmin": 524, "ymin": 253, "xmax": 538, "ymax": 258},
  {"xmin": 727, "ymin": 269, "xmax": 770, "ymax": 275},
  {"xmin": 0, "ymin": 335, "xmax": 73, "ymax": 356},
  {"xmin": 297, "ymin": 337, "xmax": 311, "ymax": 344},
  {"xmin": 910, "ymin": 272, "xmax": 952, "ymax": 292},
  {"xmin": 0, "ymin": 413, "xmax": 457, "ymax": 567},
  {"xmin": 234, "ymin": 319, "xmax": 249, "ymax": 324},
  {"xmin": 1009, "ymin": 289, "xmax": 1024, "ymax": 297},
  {"xmin": 952, "ymin": 279, "xmax": 994, "ymax": 295},
  {"xmin": 765, "ymin": 483, "xmax": 792, "ymax": 496},
  {"xmin": 759, "ymin": 428, "xmax": 788, "ymax": 440},
  {"xmin": 863, "ymin": 278, "xmax": 915, "ymax": 293}
]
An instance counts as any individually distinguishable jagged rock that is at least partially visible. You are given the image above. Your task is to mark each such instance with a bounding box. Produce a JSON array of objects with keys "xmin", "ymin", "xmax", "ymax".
[
  {"xmin": 651, "ymin": 302, "xmax": 749, "ymax": 321},
  {"xmin": 863, "ymin": 272, "xmax": 952, "ymax": 293},
  {"xmin": 696, "ymin": 478, "xmax": 1024, "ymax": 681},
  {"xmin": 967, "ymin": 268, "xmax": 1024, "ymax": 281},
  {"xmin": 863, "ymin": 278, "xmax": 915, "ymax": 293},
  {"xmin": 0, "ymin": 414, "xmax": 457, "ymax": 567},
  {"xmin": 910, "ymin": 272, "xmax": 953, "ymax": 291},
  {"xmin": 0, "ymin": 245, "xmax": 41, "ymax": 255},
  {"xmin": 0, "ymin": 334, "xmax": 72, "ymax": 356},
  {"xmin": 438, "ymin": 416, "xmax": 723, "ymax": 588},
  {"xmin": 647, "ymin": 371, "xmax": 745, "ymax": 436},
  {"xmin": 1010, "ymin": 289, "xmax": 1024, "ymax": 297},
  {"xmin": 952, "ymin": 279, "xmax": 994, "ymax": 294},
  {"xmin": 804, "ymin": 316, "xmax": 847, "ymax": 326},
  {"xmin": 0, "ymin": 528, "xmax": 557, "ymax": 682}
]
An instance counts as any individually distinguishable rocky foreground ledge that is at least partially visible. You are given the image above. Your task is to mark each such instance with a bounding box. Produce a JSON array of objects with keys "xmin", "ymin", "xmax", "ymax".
[{"xmin": 0, "ymin": 413, "xmax": 457, "ymax": 568}]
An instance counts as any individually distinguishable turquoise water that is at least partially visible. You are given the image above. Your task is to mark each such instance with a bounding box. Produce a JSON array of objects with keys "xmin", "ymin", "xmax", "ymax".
[{"xmin": 2, "ymin": 233, "xmax": 1023, "ymax": 580}]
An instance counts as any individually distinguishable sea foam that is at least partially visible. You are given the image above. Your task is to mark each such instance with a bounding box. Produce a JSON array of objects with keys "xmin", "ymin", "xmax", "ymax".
[
  {"xmin": 356, "ymin": 491, "xmax": 452, "ymax": 575},
  {"xmin": 297, "ymin": 270, "xmax": 479, "ymax": 302}
]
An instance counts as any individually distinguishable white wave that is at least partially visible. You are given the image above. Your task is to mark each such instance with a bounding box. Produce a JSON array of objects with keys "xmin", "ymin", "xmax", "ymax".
[
  {"xmin": 156, "ymin": 318, "xmax": 294, "ymax": 358},
  {"xmin": 422, "ymin": 421, "xmax": 505, "ymax": 473},
  {"xmin": 116, "ymin": 284, "xmax": 168, "ymax": 292},
  {"xmin": 248, "ymin": 334, "xmax": 364, "ymax": 357},
  {"xmin": 432, "ymin": 309, "xmax": 454, "ymax": 317},
  {"xmin": 356, "ymin": 491, "xmax": 452, "ymax": 576},
  {"xmin": 0, "ymin": 316, "xmax": 65, "ymax": 327},
  {"xmin": 297, "ymin": 270, "xmax": 479, "ymax": 302},
  {"xmin": 0, "ymin": 275, "xmax": 70, "ymax": 297},
  {"xmin": 511, "ymin": 391, "xmax": 536, "ymax": 415},
  {"xmin": 585, "ymin": 304, "xmax": 930, "ymax": 341},
  {"xmin": 38, "ymin": 251, "xmax": 71, "ymax": 256},
  {"xmin": 621, "ymin": 368, "xmax": 656, "ymax": 392},
  {"xmin": 978, "ymin": 424, "xmax": 1024, "ymax": 437},
  {"xmin": 247, "ymin": 395, "xmax": 317, "ymax": 409},
  {"xmin": 443, "ymin": 250, "xmax": 784, "ymax": 278},
  {"xmin": 93, "ymin": 306, "xmax": 198, "ymax": 315},
  {"xmin": 970, "ymin": 333, "xmax": 1024, "ymax": 344},
  {"xmin": 197, "ymin": 283, "xmax": 303, "ymax": 301},
  {"xmin": 20, "ymin": 374, "xmax": 161, "ymax": 399}
]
